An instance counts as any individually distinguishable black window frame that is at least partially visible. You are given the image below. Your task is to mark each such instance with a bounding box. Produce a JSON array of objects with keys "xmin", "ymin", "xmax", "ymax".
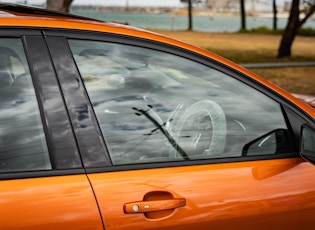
[
  {"xmin": 43, "ymin": 28, "xmax": 314, "ymax": 173},
  {"xmin": 0, "ymin": 29, "xmax": 84, "ymax": 180}
]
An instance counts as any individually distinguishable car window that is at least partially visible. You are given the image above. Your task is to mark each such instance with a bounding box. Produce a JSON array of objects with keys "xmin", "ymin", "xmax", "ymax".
[
  {"xmin": 0, "ymin": 39, "xmax": 51, "ymax": 172},
  {"xmin": 69, "ymin": 39, "xmax": 293, "ymax": 165}
]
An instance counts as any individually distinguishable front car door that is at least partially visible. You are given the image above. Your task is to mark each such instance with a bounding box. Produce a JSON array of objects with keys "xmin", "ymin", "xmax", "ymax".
[
  {"xmin": 0, "ymin": 30, "xmax": 103, "ymax": 230},
  {"xmin": 45, "ymin": 30, "xmax": 315, "ymax": 230}
]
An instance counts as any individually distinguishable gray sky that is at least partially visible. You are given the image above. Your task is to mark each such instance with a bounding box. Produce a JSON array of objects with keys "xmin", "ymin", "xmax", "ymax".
[{"xmin": 8, "ymin": 0, "xmax": 183, "ymax": 7}]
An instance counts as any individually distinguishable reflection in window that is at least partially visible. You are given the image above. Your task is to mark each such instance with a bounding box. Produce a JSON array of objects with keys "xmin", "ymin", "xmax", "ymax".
[
  {"xmin": 69, "ymin": 39, "xmax": 292, "ymax": 166},
  {"xmin": 0, "ymin": 39, "xmax": 51, "ymax": 173}
]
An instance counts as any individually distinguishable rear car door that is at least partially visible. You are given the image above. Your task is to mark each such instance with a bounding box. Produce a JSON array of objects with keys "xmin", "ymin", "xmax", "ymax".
[
  {"xmin": 0, "ymin": 30, "xmax": 103, "ymax": 230},
  {"xmin": 45, "ymin": 30, "xmax": 315, "ymax": 230}
]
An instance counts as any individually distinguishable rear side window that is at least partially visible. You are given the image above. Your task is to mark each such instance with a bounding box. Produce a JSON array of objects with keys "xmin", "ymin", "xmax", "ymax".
[
  {"xmin": 69, "ymin": 39, "xmax": 293, "ymax": 166},
  {"xmin": 0, "ymin": 39, "xmax": 51, "ymax": 173}
]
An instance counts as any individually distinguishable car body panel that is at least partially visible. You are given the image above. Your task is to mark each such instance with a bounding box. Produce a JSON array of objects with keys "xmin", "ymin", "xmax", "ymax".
[
  {"xmin": 89, "ymin": 158, "xmax": 315, "ymax": 230},
  {"xmin": 0, "ymin": 175, "xmax": 104, "ymax": 230}
]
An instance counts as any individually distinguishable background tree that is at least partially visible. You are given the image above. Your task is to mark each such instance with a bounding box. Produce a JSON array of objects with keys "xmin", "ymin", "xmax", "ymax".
[
  {"xmin": 273, "ymin": 0, "xmax": 277, "ymax": 30},
  {"xmin": 46, "ymin": 0, "xmax": 73, "ymax": 12},
  {"xmin": 278, "ymin": 0, "xmax": 315, "ymax": 58},
  {"xmin": 180, "ymin": 0, "xmax": 193, "ymax": 30},
  {"xmin": 240, "ymin": 0, "xmax": 246, "ymax": 30},
  {"xmin": 181, "ymin": 0, "xmax": 203, "ymax": 31},
  {"xmin": 187, "ymin": 0, "xmax": 193, "ymax": 30}
]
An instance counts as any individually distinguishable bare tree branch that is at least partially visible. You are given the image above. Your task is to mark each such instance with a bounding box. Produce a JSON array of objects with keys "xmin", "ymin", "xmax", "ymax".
[
  {"xmin": 299, "ymin": 4, "xmax": 315, "ymax": 25},
  {"xmin": 46, "ymin": 0, "xmax": 73, "ymax": 12}
]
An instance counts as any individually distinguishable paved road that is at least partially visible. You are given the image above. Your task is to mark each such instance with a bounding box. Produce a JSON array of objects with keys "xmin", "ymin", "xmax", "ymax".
[{"xmin": 241, "ymin": 62, "xmax": 315, "ymax": 69}]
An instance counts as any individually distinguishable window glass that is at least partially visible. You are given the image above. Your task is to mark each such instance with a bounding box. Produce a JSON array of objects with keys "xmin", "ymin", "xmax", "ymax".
[
  {"xmin": 69, "ymin": 39, "xmax": 292, "ymax": 165},
  {"xmin": 0, "ymin": 39, "xmax": 51, "ymax": 172}
]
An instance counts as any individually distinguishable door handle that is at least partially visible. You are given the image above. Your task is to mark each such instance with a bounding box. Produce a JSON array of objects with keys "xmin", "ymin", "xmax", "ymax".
[{"xmin": 124, "ymin": 198, "xmax": 186, "ymax": 214}]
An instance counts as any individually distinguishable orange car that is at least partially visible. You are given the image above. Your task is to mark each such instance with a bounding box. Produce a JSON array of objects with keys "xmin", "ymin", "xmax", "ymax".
[{"xmin": 0, "ymin": 3, "xmax": 315, "ymax": 230}]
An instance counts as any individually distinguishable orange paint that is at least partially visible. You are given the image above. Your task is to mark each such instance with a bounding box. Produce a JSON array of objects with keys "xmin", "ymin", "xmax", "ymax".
[
  {"xmin": 0, "ymin": 175, "xmax": 103, "ymax": 230},
  {"xmin": 89, "ymin": 158, "xmax": 315, "ymax": 230}
]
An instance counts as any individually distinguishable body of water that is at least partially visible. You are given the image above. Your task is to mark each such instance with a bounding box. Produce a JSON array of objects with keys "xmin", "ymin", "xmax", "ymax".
[{"xmin": 73, "ymin": 11, "xmax": 315, "ymax": 32}]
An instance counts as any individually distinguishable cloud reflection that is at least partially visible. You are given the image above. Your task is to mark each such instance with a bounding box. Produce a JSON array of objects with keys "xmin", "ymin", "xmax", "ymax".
[{"xmin": 70, "ymin": 40, "xmax": 288, "ymax": 165}]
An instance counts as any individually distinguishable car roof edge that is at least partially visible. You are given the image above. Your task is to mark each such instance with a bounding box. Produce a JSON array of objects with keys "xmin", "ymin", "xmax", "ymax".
[{"xmin": 0, "ymin": 3, "xmax": 104, "ymax": 22}]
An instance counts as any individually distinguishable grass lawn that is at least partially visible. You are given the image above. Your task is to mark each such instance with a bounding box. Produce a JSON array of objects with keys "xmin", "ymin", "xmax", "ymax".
[{"xmin": 153, "ymin": 30, "xmax": 315, "ymax": 95}]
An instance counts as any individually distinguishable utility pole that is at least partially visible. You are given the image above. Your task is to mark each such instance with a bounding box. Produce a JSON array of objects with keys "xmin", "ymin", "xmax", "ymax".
[
  {"xmin": 252, "ymin": 0, "xmax": 256, "ymax": 13},
  {"xmin": 125, "ymin": 0, "xmax": 129, "ymax": 12}
]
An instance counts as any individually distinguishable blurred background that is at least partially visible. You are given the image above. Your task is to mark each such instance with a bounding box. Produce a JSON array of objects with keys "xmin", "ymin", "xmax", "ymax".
[
  {"xmin": 4, "ymin": 0, "xmax": 315, "ymax": 32},
  {"xmin": 2, "ymin": 0, "xmax": 315, "ymax": 97}
]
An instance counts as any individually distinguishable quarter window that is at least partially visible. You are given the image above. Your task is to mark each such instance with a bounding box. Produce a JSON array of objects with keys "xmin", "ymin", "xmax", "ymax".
[
  {"xmin": 0, "ymin": 39, "xmax": 51, "ymax": 172},
  {"xmin": 69, "ymin": 39, "xmax": 292, "ymax": 165}
]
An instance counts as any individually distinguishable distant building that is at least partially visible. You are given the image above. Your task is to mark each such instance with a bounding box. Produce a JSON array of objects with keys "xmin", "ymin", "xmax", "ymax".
[
  {"xmin": 284, "ymin": 1, "xmax": 291, "ymax": 11},
  {"xmin": 206, "ymin": 0, "xmax": 272, "ymax": 13},
  {"xmin": 206, "ymin": 0, "xmax": 237, "ymax": 11}
]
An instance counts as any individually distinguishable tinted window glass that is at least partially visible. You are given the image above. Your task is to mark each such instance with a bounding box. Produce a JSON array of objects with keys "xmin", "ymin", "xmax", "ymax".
[
  {"xmin": 0, "ymin": 39, "xmax": 51, "ymax": 172},
  {"xmin": 69, "ymin": 40, "xmax": 292, "ymax": 165}
]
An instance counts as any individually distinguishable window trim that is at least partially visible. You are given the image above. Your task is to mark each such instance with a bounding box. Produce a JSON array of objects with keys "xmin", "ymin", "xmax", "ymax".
[
  {"xmin": 23, "ymin": 35, "xmax": 83, "ymax": 170},
  {"xmin": 85, "ymin": 155, "xmax": 301, "ymax": 174},
  {"xmin": 0, "ymin": 169, "xmax": 86, "ymax": 181},
  {"xmin": 0, "ymin": 29, "xmax": 42, "ymax": 37},
  {"xmin": 44, "ymin": 29, "xmax": 314, "ymax": 172},
  {"xmin": 0, "ymin": 29, "xmax": 84, "ymax": 180},
  {"xmin": 44, "ymin": 35, "xmax": 112, "ymax": 168}
]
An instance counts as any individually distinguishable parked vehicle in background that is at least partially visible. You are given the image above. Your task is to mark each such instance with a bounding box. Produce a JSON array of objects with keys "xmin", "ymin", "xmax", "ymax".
[
  {"xmin": 1, "ymin": 3, "xmax": 315, "ymax": 230},
  {"xmin": 294, "ymin": 94, "xmax": 315, "ymax": 108}
]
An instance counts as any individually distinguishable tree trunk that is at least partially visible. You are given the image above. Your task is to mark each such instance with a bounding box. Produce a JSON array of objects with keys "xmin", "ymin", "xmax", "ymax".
[
  {"xmin": 46, "ymin": 0, "xmax": 73, "ymax": 13},
  {"xmin": 240, "ymin": 0, "xmax": 246, "ymax": 30},
  {"xmin": 273, "ymin": 0, "xmax": 277, "ymax": 30},
  {"xmin": 277, "ymin": 0, "xmax": 301, "ymax": 58},
  {"xmin": 188, "ymin": 0, "xmax": 193, "ymax": 31}
]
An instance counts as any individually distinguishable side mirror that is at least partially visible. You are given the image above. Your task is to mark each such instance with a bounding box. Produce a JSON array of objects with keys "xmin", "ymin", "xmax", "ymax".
[
  {"xmin": 242, "ymin": 129, "xmax": 291, "ymax": 157},
  {"xmin": 300, "ymin": 124, "xmax": 315, "ymax": 165}
]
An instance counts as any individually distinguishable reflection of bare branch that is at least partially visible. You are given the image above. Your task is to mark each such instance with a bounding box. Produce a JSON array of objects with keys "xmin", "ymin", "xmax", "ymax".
[
  {"xmin": 133, "ymin": 106, "xmax": 190, "ymax": 160},
  {"xmin": 145, "ymin": 119, "xmax": 173, "ymax": 136}
]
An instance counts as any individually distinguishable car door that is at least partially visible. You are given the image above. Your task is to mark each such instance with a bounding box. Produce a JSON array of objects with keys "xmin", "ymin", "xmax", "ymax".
[
  {"xmin": 0, "ymin": 31, "xmax": 104, "ymax": 230},
  {"xmin": 45, "ymin": 31, "xmax": 315, "ymax": 230}
]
